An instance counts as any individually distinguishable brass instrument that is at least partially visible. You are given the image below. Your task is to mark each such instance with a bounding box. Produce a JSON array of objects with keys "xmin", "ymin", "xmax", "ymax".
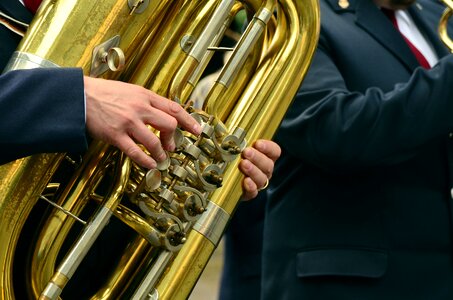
[
  {"xmin": 0, "ymin": 0, "xmax": 320, "ymax": 299},
  {"xmin": 440, "ymin": 0, "xmax": 453, "ymax": 50}
]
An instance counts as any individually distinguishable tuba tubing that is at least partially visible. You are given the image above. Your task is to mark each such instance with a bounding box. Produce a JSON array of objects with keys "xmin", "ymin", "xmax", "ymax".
[
  {"xmin": 439, "ymin": 0, "xmax": 453, "ymax": 51},
  {"xmin": 149, "ymin": 1, "xmax": 320, "ymax": 298},
  {"xmin": 0, "ymin": 0, "xmax": 320, "ymax": 299}
]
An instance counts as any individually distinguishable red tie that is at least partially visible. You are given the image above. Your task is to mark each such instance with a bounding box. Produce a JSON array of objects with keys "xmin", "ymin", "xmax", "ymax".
[
  {"xmin": 382, "ymin": 9, "xmax": 431, "ymax": 69},
  {"xmin": 23, "ymin": 0, "xmax": 42, "ymax": 14}
]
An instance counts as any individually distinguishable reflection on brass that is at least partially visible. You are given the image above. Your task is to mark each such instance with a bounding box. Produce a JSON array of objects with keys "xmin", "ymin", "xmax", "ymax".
[
  {"xmin": 0, "ymin": 0, "xmax": 320, "ymax": 299},
  {"xmin": 338, "ymin": 0, "xmax": 349, "ymax": 9},
  {"xmin": 439, "ymin": 0, "xmax": 453, "ymax": 51}
]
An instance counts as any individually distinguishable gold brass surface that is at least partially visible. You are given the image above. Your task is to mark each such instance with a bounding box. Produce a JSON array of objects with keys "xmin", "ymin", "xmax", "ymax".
[
  {"xmin": 0, "ymin": 0, "xmax": 320, "ymax": 299},
  {"xmin": 338, "ymin": 0, "xmax": 349, "ymax": 9},
  {"xmin": 440, "ymin": 0, "xmax": 453, "ymax": 51}
]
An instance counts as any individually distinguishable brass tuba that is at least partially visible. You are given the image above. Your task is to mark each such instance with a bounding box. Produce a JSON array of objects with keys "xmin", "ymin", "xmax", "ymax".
[
  {"xmin": 0, "ymin": 0, "xmax": 320, "ymax": 299},
  {"xmin": 440, "ymin": 0, "xmax": 453, "ymax": 51}
]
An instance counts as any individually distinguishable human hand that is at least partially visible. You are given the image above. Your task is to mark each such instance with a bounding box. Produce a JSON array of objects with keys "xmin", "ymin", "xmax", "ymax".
[
  {"xmin": 83, "ymin": 76, "xmax": 202, "ymax": 169},
  {"xmin": 239, "ymin": 139, "xmax": 281, "ymax": 200}
]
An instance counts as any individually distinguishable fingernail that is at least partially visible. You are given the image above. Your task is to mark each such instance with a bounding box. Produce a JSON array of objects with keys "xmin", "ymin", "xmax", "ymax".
[
  {"xmin": 167, "ymin": 140, "xmax": 176, "ymax": 152},
  {"xmin": 193, "ymin": 123, "xmax": 202, "ymax": 135},
  {"xmin": 247, "ymin": 180, "xmax": 254, "ymax": 191},
  {"xmin": 158, "ymin": 151, "xmax": 167, "ymax": 162},
  {"xmin": 148, "ymin": 160, "xmax": 157, "ymax": 169},
  {"xmin": 243, "ymin": 159, "xmax": 252, "ymax": 171},
  {"xmin": 255, "ymin": 140, "xmax": 265, "ymax": 151},
  {"xmin": 243, "ymin": 148, "xmax": 253, "ymax": 159}
]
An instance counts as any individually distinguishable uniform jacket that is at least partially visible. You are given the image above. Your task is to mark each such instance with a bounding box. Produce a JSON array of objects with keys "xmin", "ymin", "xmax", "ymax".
[
  {"xmin": 263, "ymin": 0, "xmax": 453, "ymax": 299},
  {"xmin": 219, "ymin": 195, "xmax": 266, "ymax": 300},
  {"xmin": 0, "ymin": 0, "xmax": 87, "ymax": 163}
]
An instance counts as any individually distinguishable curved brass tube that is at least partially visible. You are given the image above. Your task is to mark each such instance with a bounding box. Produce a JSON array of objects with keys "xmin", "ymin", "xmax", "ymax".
[
  {"xmin": 152, "ymin": 0, "xmax": 320, "ymax": 299},
  {"xmin": 439, "ymin": 0, "xmax": 453, "ymax": 51},
  {"xmin": 0, "ymin": 0, "xmax": 320, "ymax": 299}
]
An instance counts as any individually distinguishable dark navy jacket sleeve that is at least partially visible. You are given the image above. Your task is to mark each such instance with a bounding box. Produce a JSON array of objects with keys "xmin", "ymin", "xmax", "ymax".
[
  {"xmin": 275, "ymin": 0, "xmax": 453, "ymax": 172},
  {"xmin": 263, "ymin": 2, "xmax": 453, "ymax": 299},
  {"xmin": 277, "ymin": 50, "xmax": 453, "ymax": 170},
  {"xmin": 0, "ymin": 67, "xmax": 88, "ymax": 163}
]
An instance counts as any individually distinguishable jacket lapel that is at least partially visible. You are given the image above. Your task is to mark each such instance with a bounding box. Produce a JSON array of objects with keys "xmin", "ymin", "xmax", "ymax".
[
  {"xmin": 408, "ymin": 2, "xmax": 450, "ymax": 59},
  {"xmin": 325, "ymin": 0, "xmax": 420, "ymax": 71},
  {"xmin": 354, "ymin": 0, "xmax": 420, "ymax": 71}
]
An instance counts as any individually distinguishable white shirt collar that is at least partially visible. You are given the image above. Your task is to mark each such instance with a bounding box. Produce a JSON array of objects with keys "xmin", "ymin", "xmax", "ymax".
[{"xmin": 394, "ymin": 9, "xmax": 438, "ymax": 67}]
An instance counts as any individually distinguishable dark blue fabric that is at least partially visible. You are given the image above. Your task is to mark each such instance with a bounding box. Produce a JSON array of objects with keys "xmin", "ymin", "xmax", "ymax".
[
  {"xmin": 0, "ymin": 68, "xmax": 87, "ymax": 163},
  {"xmin": 219, "ymin": 194, "xmax": 266, "ymax": 300},
  {"xmin": 0, "ymin": 2, "xmax": 88, "ymax": 163},
  {"xmin": 263, "ymin": 0, "xmax": 453, "ymax": 299},
  {"xmin": 0, "ymin": 0, "xmax": 33, "ymax": 71},
  {"xmin": 296, "ymin": 248, "xmax": 387, "ymax": 278}
]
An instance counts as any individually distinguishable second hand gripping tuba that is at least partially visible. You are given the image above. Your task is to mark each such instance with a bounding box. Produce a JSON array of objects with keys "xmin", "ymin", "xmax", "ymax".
[{"xmin": 0, "ymin": 0, "xmax": 320, "ymax": 299}]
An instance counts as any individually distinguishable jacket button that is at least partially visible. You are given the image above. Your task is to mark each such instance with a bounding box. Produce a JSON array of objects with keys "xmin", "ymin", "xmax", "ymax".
[{"xmin": 449, "ymin": 133, "xmax": 453, "ymax": 139}]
